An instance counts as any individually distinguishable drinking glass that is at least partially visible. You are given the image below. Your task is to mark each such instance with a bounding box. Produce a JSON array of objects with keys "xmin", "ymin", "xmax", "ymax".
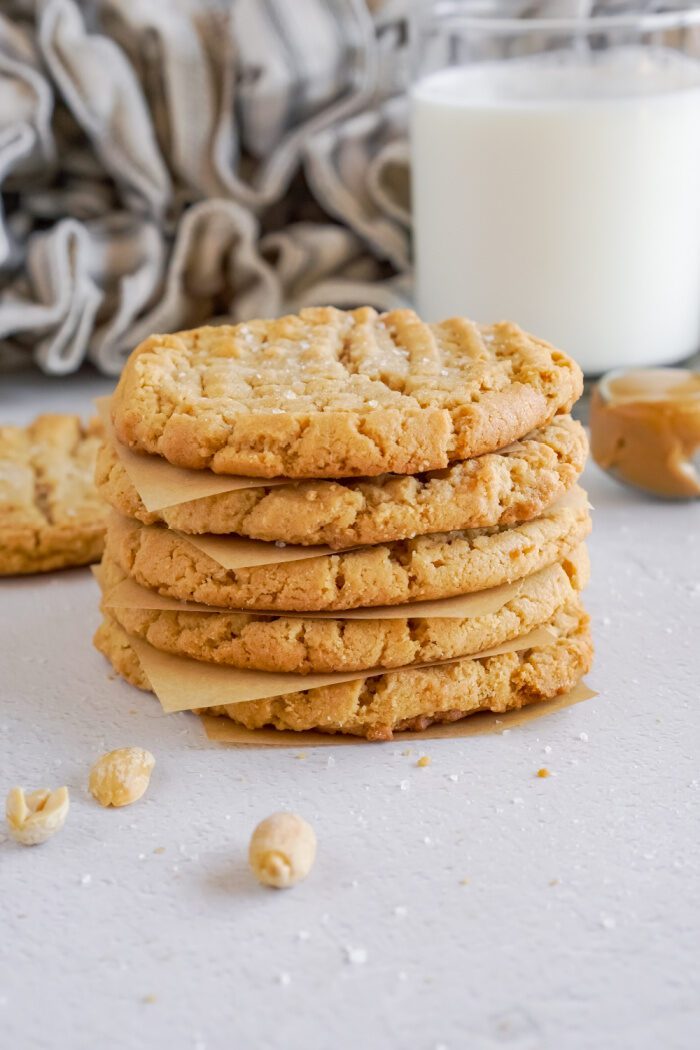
[{"xmin": 410, "ymin": 2, "xmax": 700, "ymax": 374}]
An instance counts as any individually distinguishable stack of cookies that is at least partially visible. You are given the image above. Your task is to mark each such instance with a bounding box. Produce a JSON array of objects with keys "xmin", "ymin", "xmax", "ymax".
[{"xmin": 94, "ymin": 307, "xmax": 592, "ymax": 741}]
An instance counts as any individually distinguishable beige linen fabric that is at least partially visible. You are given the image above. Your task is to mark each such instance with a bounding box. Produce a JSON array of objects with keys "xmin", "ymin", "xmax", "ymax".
[{"xmin": 0, "ymin": 1, "xmax": 590, "ymax": 375}]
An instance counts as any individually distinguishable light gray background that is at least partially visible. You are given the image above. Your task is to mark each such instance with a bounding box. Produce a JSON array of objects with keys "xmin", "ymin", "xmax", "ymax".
[{"xmin": 1, "ymin": 372, "xmax": 699, "ymax": 1050}]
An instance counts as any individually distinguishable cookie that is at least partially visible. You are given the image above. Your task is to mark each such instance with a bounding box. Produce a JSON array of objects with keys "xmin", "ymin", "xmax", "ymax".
[
  {"xmin": 97, "ymin": 416, "xmax": 587, "ymax": 549},
  {"xmin": 112, "ymin": 307, "xmax": 583, "ymax": 479},
  {"xmin": 94, "ymin": 600, "xmax": 593, "ymax": 740},
  {"xmin": 105, "ymin": 487, "xmax": 591, "ymax": 612},
  {"xmin": 0, "ymin": 414, "xmax": 108, "ymax": 575},
  {"xmin": 100, "ymin": 544, "xmax": 589, "ymax": 673}
]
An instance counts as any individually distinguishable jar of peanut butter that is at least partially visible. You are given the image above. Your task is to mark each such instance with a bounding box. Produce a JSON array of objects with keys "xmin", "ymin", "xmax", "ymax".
[{"xmin": 589, "ymin": 369, "xmax": 700, "ymax": 499}]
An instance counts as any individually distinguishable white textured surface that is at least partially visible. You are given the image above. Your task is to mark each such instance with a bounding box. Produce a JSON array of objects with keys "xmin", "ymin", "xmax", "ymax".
[{"xmin": 1, "ymin": 371, "xmax": 699, "ymax": 1050}]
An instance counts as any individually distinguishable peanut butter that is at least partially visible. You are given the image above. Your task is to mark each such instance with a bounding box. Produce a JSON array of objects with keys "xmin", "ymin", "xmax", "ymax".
[{"xmin": 590, "ymin": 368, "xmax": 700, "ymax": 499}]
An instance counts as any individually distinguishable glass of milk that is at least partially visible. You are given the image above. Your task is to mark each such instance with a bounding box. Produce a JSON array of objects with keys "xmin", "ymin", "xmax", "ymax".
[{"xmin": 410, "ymin": 3, "xmax": 700, "ymax": 374}]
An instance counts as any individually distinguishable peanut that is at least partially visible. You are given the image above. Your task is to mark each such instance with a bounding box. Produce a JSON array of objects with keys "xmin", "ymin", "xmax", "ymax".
[
  {"xmin": 89, "ymin": 747, "xmax": 155, "ymax": 807},
  {"xmin": 6, "ymin": 786, "xmax": 70, "ymax": 846},
  {"xmin": 248, "ymin": 812, "xmax": 316, "ymax": 889}
]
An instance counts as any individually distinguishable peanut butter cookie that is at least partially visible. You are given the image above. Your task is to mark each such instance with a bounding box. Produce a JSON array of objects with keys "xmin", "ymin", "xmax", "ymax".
[
  {"xmin": 112, "ymin": 307, "xmax": 583, "ymax": 479},
  {"xmin": 1, "ymin": 414, "xmax": 107, "ymax": 575},
  {"xmin": 97, "ymin": 416, "xmax": 587, "ymax": 548},
  {"xmin": 104, "ymin": 487, "xmax": 591, "ymax": 612}
]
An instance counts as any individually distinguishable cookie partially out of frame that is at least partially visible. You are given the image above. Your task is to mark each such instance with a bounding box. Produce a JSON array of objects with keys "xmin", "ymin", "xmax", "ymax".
[
  {"xmin": 112, "ymin": 307, "xmax": 583, "ymax": 479},
  {"xmin": 94, "ymin": 601, "xmax": 593, "ymax": 741},
  {"xmin": 0, "ymin": 414, "xmax": 107, "ymax": 575},
  {"xmin": 105, "ymin": 487, "xmax": 591, "ymax": 612},
  {"xmin": 97, "ymin": 416, "xmax": 587, "ymax": 549},
  {"xmin": 100, "ymin": 544, "xmax": 589, "ymax": 673}
]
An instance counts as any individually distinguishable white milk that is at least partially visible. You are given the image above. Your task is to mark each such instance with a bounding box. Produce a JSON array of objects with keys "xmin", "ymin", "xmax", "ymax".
[{"xmin": 411, "ymin": 47, "xmax": 700, "ymax": 374}]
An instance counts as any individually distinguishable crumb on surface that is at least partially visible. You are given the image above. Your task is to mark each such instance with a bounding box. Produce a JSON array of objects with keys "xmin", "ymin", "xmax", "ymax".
[
  {"xmin": 416, "ymin": 755, "xmax": 431, "ymax": 768},
  {"xmin": 537, "ymin": 767, "xmax": 550, "ymax": 778}
]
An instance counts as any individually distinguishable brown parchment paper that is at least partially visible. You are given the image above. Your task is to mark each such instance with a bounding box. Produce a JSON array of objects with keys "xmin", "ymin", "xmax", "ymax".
[
  {"xmin": 101, "ymin": 565, "xmax": 527, "ymax": 621},
  {"xmin": 108, "ymin": 511, "xmax": 345, "ymax": 568},
  {"xmin": 128, "ymin": 626, "xmax": 555, "ymax": 713},
  {"xmin": 96, "ymin": 397, "xmax": 286, "ymax": 512},
  {"xmin": 199, "ymin": 681, "xmax": 598, "ymax": 747},
  {"xmin": 174, "ymin": 529, "xmax": 354, "ymax": 569}
]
